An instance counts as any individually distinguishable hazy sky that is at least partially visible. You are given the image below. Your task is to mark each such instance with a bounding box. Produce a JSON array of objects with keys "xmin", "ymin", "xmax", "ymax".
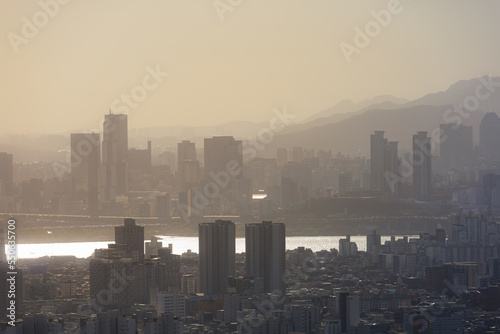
[{"xmin": 1, "ymin": 0, "xmax": 500, "ymax": 134}]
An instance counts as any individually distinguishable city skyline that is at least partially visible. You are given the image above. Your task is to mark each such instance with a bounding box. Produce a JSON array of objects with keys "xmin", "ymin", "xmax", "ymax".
[{"xmin": 2, "ymin": 2, "xmax": 500, "ymax": 332}]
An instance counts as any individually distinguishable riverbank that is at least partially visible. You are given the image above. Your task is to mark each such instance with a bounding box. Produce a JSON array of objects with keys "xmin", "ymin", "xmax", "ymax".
[{"xmin": 12, "ymin": 216, "xmax": 444, "ymax": 244}]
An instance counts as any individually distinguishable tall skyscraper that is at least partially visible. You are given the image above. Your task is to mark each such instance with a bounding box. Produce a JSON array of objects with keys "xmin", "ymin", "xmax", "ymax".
[
  {"xmin": 479, "ymin": 112, "xmax": 500, "ymax": 163},
  {"xmin": 281, "ymin": 162, "xmax": 312, "ymax": 201},
  {"xmin": 0, "ymin": 152, "xmax": 13, "ymax": 196},
  {"xmin": 370, "ymin": 131, "xmax": 400, "ymax": 195},
  {"xmin": 178, "ymin": 140, "xmax": 197, "ymax": 167},
  {"xmin": 156, "ymin": 193, "xmax": 171, "ymax": 220},
  {"xmin": 277, "ymin": 148, "xmax": 288, "ymax": 167},
  {"xmin": 198, "ymin": 220, "xmax": 235, "ymax": 294},
  {"xmin": 292, "ymin": 147, "xmax": 303, "ymax": 163},
  {"xmin": 413, "ymin": 132, "xmax": 432, "ymax": 201},
  {"xmin": 177, "ymin": 140, "xmax": 199, "ymax": 191},
  {"xmin": 370, "ymin": 131, "xmax": 387, "ymax": 193},
  {"xmin": 128, "ymin": 140, "xmax": 152, "ymax": 174},
  {"xmin": 439, "ymin": 123, "xmax": 473, "ymax": 171},
  {"xmin": 204, "ymin": 136, "xmax": 242, "ymax": 180},
  {"xmin": 245, "ymin": 221, "xmax": 286, "ymax": 293},
  {"xmin": 384, "ymin": 141, "xmax": 400, "ymax": 195},
  {"xmin": 115, "ymin": 218, "xmax": 144, "ymax": 261},
  {"xmin": 337, "ymin": 292, "xmax": 360, "ymax": 333},
  {"xmin": 102, "ymin": 113, "xmax": 128, "ymax": 201},
  {"xmin": 482, "ymin": 173, "xmax": 500, "ymax": 206},
  {"xmin": 71, "ymin": 133, "xmax": 100, "ymax": 216}
]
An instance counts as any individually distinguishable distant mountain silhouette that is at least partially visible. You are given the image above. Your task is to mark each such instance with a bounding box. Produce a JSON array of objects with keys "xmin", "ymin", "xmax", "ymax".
[
  {"xmin": 263, "ymin": 76, "xmax": 500, "ymax": 156},
  {"xmin": 406, "ymin": 76, "xmax": 500, "ymax": 109},
  {"xmin": 264, "ymin": 104, "xmax": 487, "ymax": 157},
  {"xmin": 302, "ymin": 95, "xmax": 409, "ymax": 123},
  {"xmin": 282, "ymin": 100, "xmax": 405, "ymax": 134}
]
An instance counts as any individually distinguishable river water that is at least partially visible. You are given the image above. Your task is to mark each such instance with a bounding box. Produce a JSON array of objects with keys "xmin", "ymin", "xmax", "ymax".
[{"xmin": 13, "ymin": 235, "xmax": 415, "ymax": 259}]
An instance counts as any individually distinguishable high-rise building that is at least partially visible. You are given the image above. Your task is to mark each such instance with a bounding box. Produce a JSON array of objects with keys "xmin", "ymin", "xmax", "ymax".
[
  {"xmin": 280, "ymin": 176, "xmax": 298, "ymax": 206},
  {"xmin": 483, "ymin": 173, "xmax": 500, "ymax": 206},
  {"xmin": 181, "ymin": 274, "xmax": 196, "ymax": 294},
  {"xmin": 145, "ymin": 236, "xmax": 163, "ymax": 259},
  {"xmin": 337, "ymin": 292, "xmax": 360, "ymax": 333},
  {"xmin": 338, "ymin": 171, "xmax": 353, "ymax": 195},
  {"xmin": 339, "ymin": 235, "xmax": 358, "ymax": 257},
  {"xmin": 101, "ymin": 113, "xmax": 128, "ymax": 201},
  {"xmin": 440, "ymin": 123, "xmax": 473, "ymax": 171},
  {"xmin": 385, "ymin": 141, "xmax": 400, "ymax": 195},
  {"xmin": 155, "ymin": 292, "xmax": 186, "ymax": 318},
  {"xmin": 366, "ymin": 230, "xmax": 381, "ymax": 254},
  {"xmin": 245, "ymin": 221, "xmax": 286, "ymax": 293},
  {"xmin": 246, "ymin": 158, "xmax": 279, "ymax": 192},
  {"xmin": 480, "ymin": 112, "xmax": 500, "ymax": 163},
  {"xmin": 178, "ymin": 140, "xmax": 197, "ymax": 167},
  {"xmin": 370, "ymin": 131, "xmax": 400, "ymax": 196},
  {"xmin": 115, "ymin": 218, "xmax": 144, "ymax": 261},
  {"xmin": 370, "ymin": 131, "xmax": 386, "ymax": 193},
  {"xmin": 0, "ymin": 152, "xmax": 13, "ymax": 196},
  {"xmin": 21, "ymin": 178, "xmax": 44, "ymax": 212},
  {"xmin": 204, "ymin": 136, "xmax": 242, "ymax": 180},
  {"xmin": 71, "ymin": 133, "xmax": 100, "ymax": 216},
  {"xmin": 177, "ymin": 141, "xmax": 199, "ymax": 191},
  {"xmin": 156, "ymin": 193, "xmax": 171, "ymax": 220},
  {"xmin": 128, "ymin": 141, "xmax": 151, "ymax": 174},
  {"xmin": 413, "ymin": 132, "xmax": 432, "ymax": 201},
  {"xmin": 277, "ymin": 148, "xmax": 288, "ymax": 167},
  {"xmin": 89, "ymin": 257, "xmax": 134, "ymax": 309},
  {"xmin": 292, "ymin": 147, "xmax": 303, "ymax": 163},
  {"xmin": 281, "ymin": 163, "xmax": 312, "ymax": 201},
  {"xmin": 198, "ymin": 220, "xmax": 235, "ymax": 294},
  {"xmin": 366, "ymin": 230, "xmax": 381, "ymax": 262}
]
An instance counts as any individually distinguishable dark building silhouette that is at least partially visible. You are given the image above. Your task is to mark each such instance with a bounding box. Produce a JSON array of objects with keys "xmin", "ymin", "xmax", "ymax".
[
  {"xmin": 281, "ymin": 162, "xmax": 312, "ymax": 202},
  {"xmin": 277, "ymin": 148, "xmax": 288, "ymax": 167},
  {"xmin": 482, "ymin": 173, "xmax": 500, "ymax": 206},
  {"xmin": 156, "ymin": 193, "xmax": 171, "ymax": 220},
  {"xmin": 21, "ymin": 178, "xmax": 43, "ymax": 212},
  {"xmin": 70, "ymin": 133, "xmax": 100, "ymax": 216},
  {"xmin": 440, "ymin": 123, "xmax": 473, "ymax": 171},
  {"xmin": 177, "ymin": 140, "xmax": 199, "ymax": 191},
  {"xmin": 338, "ymin": 292, "xmax": 359, "ymax": 333},
  {"xmin": 413, "ymin": 132, "xmax": 432, "ymax": 201},
  {"xmin": 115, "ymin": 218, "xmax": 144, "ymax": 261},
  {"xmin": 245, "ymin": 221, "xmax": 286, "ymax": 293},
  {"xmin": 370, "ymin": 131, "xmax": 400, "ymax": 196},
  {"xmin": 178, "ymin": 140, "xmax": 197, "ymax": 167},
  {"xmin": 102, "ymin": 113, "xmax": 128, "ymax": 201},
  {"xmin": 89, "ymin": 257, "xmax": 133, "ymax": 309},
  {"xmin": 203, "ymin": 136, "xmax": 242, "ymax": 180},
  {"xmin": 0, "ymin": 152, "xmax": 13, "ymax": 196},
  {"xmin": 199, "ymin": 220, "xmax": 235, "ymax": 294},
  {"xmin": 280, "ymin": 176, "xmax": 298, "ymax": 207},
  {"xmin": 128, "ymin": 140, "xmax": 152, "ymax": 174},
  {"xmin": 479, "ymin": 112, "xmax": 500, "ymax": 163}
]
